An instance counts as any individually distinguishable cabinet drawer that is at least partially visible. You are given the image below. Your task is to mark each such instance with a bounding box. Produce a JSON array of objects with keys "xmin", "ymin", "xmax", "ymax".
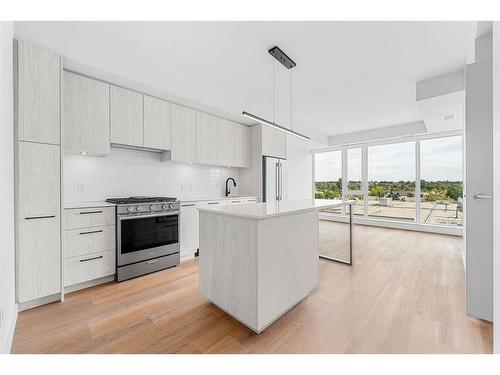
[
  {"xmin": 64, "ymin": 207, "xmax": 115, "ymax": 229},
  {"xmin": 64, "ymin": 225, "xmax": 115, "ymax": 258},
  {"xmin": 64, "ymin": 250, "xmax": 115, "ymax": 287}
]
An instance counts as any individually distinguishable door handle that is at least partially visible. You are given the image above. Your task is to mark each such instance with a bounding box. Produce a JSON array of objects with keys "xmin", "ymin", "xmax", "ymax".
[
  {"xmin": 79, "ymin": 229, "xmax": 103, "ymax": 235},
  {"xmin": 472, "ymin": 192, "xmax": 493, "ymax": 200},
  {"xmin": 25, "ymin": 215, "xmax": 56, "ymax": 220},
  {"xmin": 79, "ymin": 210, "xmax": 103, "ymax": 215},
  {"xmin": 79, "ymin": 255, "xmax": 103, "ymax": 262},
  {"xmin": 275, "ymin": 162, "xmax": 279, "ymax": 200}
]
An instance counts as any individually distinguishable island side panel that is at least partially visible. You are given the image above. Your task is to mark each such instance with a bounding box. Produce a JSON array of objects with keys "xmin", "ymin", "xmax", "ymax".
[
  {"xmin": 257, "ymin": 210, "xmax": 319, "ymax": 331},
  {"xmin": 199, "ymin": 211, "xmax": 259, "ymax": 330}
]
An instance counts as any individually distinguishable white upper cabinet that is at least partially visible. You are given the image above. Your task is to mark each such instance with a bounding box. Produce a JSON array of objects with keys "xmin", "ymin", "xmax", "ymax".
[
  {"xmin": 235, "ymin": 124, "xmax": 250, "ymax": 168},
  {"xmin": 16, "ymin": 40, "xmax": 61, "ymax": 145},
  {"xmin": 196, "ymin": 112, "xmax": 218, "ymax": 165},
  {"xmin": 110, "ymin": 85, "xmax": 144, "ymax": 147},
  {"xmin": 171, "ymin": 104, "xmax": 197, "ymax": 163},
  {"xmin": 217, "ymin": 118, "xmax": 237, "ymax": 167},
  {"xmin": 218, "ymin": 119, "xmax": 250, "ymax": 168},
  {"xmin": 143, "ymin": 95, "xmax": 171, "ymax": 150},
  {"xmin": 63, "ymin": 71, "xmax": 110, "ymax": 156},
  {"xmin": 261, "ymin": 125, "xmax": 287, "ymax": 159}
]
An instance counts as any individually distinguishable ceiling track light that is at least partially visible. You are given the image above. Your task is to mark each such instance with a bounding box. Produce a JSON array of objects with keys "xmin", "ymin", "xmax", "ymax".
[{"xmin": 242, "ymin": 46, "xmax": 310, "ymax": 141}]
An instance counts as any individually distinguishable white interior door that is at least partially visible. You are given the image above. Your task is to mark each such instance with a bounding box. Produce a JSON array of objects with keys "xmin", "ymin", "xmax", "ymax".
[{"xmin": 465, "ymin": 58, "xmax": 493, "ymax": 322}]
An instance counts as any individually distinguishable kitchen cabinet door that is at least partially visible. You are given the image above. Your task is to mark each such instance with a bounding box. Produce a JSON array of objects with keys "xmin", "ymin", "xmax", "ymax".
[
  {"xmin": 171, "ymin": 104, "xmax": 197, "ymax": 163},
  {"xmin": 196, "ymin": 112, "xmax": 218, "ymax": 165},
  {"xmin": 18, "ymin": 215, "xmax": 61, "ymax": 302},
  {"xmin": 110, "ymin": 85, "xmax": 144, "ymax": 147},
  {"xmin": 144, "ymin": 95, "xmax": 171, "ymax": 150},
  {"xmin": 17, "ymin": 141, "xmax": 61, "ymax": 303},
  {"xmin": 180, "ymin": 204, "xmax": 198, "ymax": 260},
  {"xmin": 16, "ymin": 40, "xmax": 61, "ymax": 145},
  {"xmin": 217, "ymin": 118, "xmax": 237, "ymax": 167},
  {"xmin": 18, "ymin": 142, "xmax": 60, "ymax": 220},
  {"xmin": 63, "ymin": 71, "xmax": 110, "ymax": 155},
  {"xmin": 235, "ymin": 124, "xmax": 250, "ymax": 168}
]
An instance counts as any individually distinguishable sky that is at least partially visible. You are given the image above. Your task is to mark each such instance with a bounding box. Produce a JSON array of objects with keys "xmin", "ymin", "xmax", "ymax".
[{"xmin": 315, "ymin": 136, "xmax": 462, "ymax": 182}]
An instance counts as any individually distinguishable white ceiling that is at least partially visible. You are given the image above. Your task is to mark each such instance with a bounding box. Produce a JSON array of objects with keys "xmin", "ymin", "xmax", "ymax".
[{"xmin": 14, "ymin": 21, "xmax": 476, "ymax": 143}]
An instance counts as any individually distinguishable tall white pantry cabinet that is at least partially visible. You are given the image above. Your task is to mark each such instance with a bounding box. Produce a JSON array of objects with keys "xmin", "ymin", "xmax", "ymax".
[{"xmin": 14, "ymin": 40, "xmax": 63, "ymax": 309}]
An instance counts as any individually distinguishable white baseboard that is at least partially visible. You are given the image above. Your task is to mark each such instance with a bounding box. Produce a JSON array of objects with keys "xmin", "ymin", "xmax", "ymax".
[{"xmin": 1, "ymin": 303, "xmax": 18, "ymax": 354}]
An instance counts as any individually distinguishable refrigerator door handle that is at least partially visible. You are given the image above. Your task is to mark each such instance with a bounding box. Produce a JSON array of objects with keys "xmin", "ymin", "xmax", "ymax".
[
  {"xmin": 275, "ymin": 162, "xmax": 280, "ymax": 200},
  {"xmin": 280, "ymin": 162, "xmax": 284, "ymax": 201}
]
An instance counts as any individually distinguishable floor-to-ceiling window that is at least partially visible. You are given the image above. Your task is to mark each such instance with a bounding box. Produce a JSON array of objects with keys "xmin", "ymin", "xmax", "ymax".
[
  {"xmin": 314, "ymin": 150, "xmax": 342, "ymax": 214},
  {"xmin": 420, "ymin": 135, "xmax": 463, "ymax": 226},
  {"xmin": 313, "ymin": 132, "xmax": 463, "ymax": 232},
  {"xmin": 367, "ymin": 141, "xmax": 416, "ymax": 222}
]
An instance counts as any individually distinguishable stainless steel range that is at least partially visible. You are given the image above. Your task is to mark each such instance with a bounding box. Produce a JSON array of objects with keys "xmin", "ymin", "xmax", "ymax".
[{"xmin": 106, "ymin": 196, "xmax": 180, "ymax": 282}]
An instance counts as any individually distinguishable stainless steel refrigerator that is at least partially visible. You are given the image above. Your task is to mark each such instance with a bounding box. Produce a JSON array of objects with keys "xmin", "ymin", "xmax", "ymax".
[{"xmin": 263, "ymin": 156, "xmax": 288, "ymax": 203}]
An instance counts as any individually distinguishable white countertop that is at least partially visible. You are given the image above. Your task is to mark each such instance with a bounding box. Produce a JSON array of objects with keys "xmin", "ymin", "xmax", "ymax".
[
  {"xmin": 197, "ymin": 199, "xmax": 351, "ymax": 219},
  {"xmin": 64, "ymin": 201, "xmax": 116, "ymax": 209}
]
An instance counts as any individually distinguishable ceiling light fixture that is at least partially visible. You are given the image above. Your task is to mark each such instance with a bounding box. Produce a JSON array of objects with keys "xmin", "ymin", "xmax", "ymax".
[{"xmin": 242, "ymin": 46, "xmax": 310, "ymax": 141}]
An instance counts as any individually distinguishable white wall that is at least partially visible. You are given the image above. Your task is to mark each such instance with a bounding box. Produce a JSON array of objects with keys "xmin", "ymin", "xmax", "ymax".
[
  {"xmin": 287, "ymin": 137, "xmax": 313, "ymax": 200},
  {"xmin": 0, "ymin": 21, "xmax": 16, "ymax": 354},
  {"xmin": 64, "ymin": 148, "xmax": 241, "ymax": 203}
]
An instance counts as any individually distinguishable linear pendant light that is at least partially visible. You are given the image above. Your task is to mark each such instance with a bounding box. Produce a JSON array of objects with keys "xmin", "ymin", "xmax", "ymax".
[
  {"xmin": 242, "ymin": 46, "xmax": 310, "ymax": 141},
  {"xmin": 242, "ymin": 111, "xmax": 310, "ymax": 140}
]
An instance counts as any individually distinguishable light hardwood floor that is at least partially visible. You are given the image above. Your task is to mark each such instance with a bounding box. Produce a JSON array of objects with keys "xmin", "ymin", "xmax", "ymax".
[{"xmin": 11, "ymin": 221, "xmax": 492, "ymax": 354}]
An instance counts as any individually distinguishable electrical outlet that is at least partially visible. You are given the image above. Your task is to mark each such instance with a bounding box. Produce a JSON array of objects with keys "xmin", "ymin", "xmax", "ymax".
[{"xmin": 77, "ymin": 183, "xmax": 85, "ymax": 193}]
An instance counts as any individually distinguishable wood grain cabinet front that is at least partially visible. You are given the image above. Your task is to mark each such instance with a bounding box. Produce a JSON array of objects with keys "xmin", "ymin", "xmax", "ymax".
[
  {"xmin": 16, "ymin": 40, "xmax": 61, "ymax": 145},
  {"xmin": 171, "ymin": 104, "xmax": 197, "ymax": 163},
  {"xmin": 63, "ymin": 71, "xmax": 110, "ymax": 155},
  {"xmin": 143, "ymin": 95, "xmax": 171, "ymax": 150},
  {"xmin": 110, "ymin": 85, "xmax": 144, "ymax": 147}
]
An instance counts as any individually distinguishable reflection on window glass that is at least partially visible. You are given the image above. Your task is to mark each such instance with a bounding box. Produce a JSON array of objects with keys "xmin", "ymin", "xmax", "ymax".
[
  {"xmin": 347, "ymin": 148, "xmax": 362, "ymax": 191},
  {"xmin": 315, "ymin": 151, "xmax": 342, "ymax": 214},
  {"xmin": 367, "ymin": 142, "xmax": 416, "ymax": 222},
  {"xmin": 420, "ymin": 136, "xmax": 463, "ymax": 227}
]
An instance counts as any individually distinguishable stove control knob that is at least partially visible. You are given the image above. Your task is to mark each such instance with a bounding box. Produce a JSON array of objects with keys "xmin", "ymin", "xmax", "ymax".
[
  {"xmin": 162, "ymin": 205, "xmax": 167, "ymax": 209},
  {"xmin": 169, "ymin": 203, "xmax": 175, "ymax": 209},
  {"xmin": 150, "ymin": 205, "xmax": 155, "ymax": 210},
  {"xmin": 127, "ymin": 206, "xmax": 134, "ymax": 212}
]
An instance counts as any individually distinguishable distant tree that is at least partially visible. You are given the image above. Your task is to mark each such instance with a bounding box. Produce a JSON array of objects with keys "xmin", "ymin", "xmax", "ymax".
[
  {"xmin": 324, "ymin": 190, "xmax": 340, "ymax": 199},
  {"xmin": 315, "ymin": 191, "xmax": 325, "ymax": 199},
  {"xmin": 369, "ymin": 186, "xmax": 386, "ymax": 198},
  {"xmin": 446, "ymin": 184, "xmax": 463, "ymax": 201},
  {"xmin": 426, "ymin": 190, "xmax": 447, "ymax": 202}
]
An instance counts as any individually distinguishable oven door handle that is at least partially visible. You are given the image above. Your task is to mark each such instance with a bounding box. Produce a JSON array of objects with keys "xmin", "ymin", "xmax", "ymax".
[{"xmin": 117, "ymin": 211, "xmax": 180, "ymax": 221}]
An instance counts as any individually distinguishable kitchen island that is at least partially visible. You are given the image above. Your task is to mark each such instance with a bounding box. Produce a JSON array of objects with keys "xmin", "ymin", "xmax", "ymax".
[{"xmin": 198, "ymin": 199, "xmax": 348, "ymax": 333}]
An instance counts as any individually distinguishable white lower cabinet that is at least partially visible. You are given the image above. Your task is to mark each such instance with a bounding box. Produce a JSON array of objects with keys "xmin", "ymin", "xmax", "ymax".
[
  {"xmin": 63, "ymin": 205, "xmax": 116, "ymax": 289},
  {"xmin": 179, "ymin": 197, "xmax": 258, "ymax": 262},
  {"xmin": 64, "ymin": 250, "xmax": 115, "ymax": 287},
  {"xmin": 18, "ymin": 217, "xmax": 61, "ymax": 303},
  {"xmin": 180, "ymin": 203, "xmax": 198, "ymax": 260}
]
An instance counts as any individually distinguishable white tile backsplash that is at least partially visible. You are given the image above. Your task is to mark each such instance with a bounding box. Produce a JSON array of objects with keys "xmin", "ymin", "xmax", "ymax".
[{"xmin": 64, "ymin": 147, "xmax": 240, "ymax": 203}]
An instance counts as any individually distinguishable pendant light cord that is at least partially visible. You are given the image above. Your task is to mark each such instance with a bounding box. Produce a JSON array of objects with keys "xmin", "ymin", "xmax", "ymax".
[
  {"xmin": 272, "ymin": 58, "xmax": 275, "ymax": 124},
  {"xmin": 290, "ymin": 68, "xmax": 293, "ymax": 131}
]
